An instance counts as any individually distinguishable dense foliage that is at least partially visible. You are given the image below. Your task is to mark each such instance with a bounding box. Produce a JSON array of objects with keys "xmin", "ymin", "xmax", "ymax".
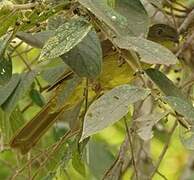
[{"xmin": 1, "ymin": 0, "xmax": 194, "ymax": 179}]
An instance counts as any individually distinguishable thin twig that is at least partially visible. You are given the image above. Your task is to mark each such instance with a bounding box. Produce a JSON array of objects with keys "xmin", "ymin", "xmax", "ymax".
[
  {"xmin": 11, "ymin": 130, "xmax": 79, "ymax": 180},
  {"xmin": 150, "ymin": 120, "xmax": 178, "ymax": 179},
  {"xmin": 11, "ymin": 2, "xmax": 39, "ymax": 11},
  {"xmin": 31, "ymin": 130, "xmax": 79, "ymax": 180},
  {"xmin": 11, "ymin": 47, "xmax": 33, "ymax": 57},
  {"xmin": 14, "ymin": 48, "xmax": 43, "ymax": 90},
  {"xmin": 178, "ymin": 8, "xmax": 194, "ymax": 33},
  {"xmin": 21, "ymin": 101, "xmax": 33, "ymax": 113},
  {"xmin": 124, "ymin": 117, "xmax": 139, "ymax": 180},
  {"xmin": 157, "ymin": 170, "xmax": 168, "ymax": 180},
  {"xmin": 103, "ymin": 136, "xmax": 130, "ymax": 179},
  {"xmin": 84, "ymin": 78, "xmax": 89, "ymax": 115},
  {"xmin": 170, "ymin": 6, "xmax": 178, "ymax": 29},
  {"xmin": 176, "ymin": 31, "xmax": 194, "ymax": 57},
  {"xmin": 27, "ymin": 153, "xmax": 32, "ymax": 179}
]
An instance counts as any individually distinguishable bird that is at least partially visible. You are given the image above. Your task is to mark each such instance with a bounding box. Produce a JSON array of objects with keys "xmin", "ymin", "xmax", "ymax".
[{"xmin": 10, "ymin": 23, "xmax": 179, "ymax": 154}]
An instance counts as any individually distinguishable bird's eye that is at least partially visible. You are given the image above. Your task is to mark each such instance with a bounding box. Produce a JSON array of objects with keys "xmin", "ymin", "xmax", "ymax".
[{"xmin": 157, "ymin": 28, "xmax": 163, "ymax": 35}]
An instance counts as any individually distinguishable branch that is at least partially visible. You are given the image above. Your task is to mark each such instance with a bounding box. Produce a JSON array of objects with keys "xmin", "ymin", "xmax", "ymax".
[
  {"xmin": 178, "ymin": 8, "xmax": 194, "ymax": 33},
  {"xmin": 150, "ymin": 120, "xmax": 178, "ymax": 179},
  {"xmin": 11, "ymin": 2, "xmax": 39, "ymax": 11},
  {"xmin": 176, "ymin": 31, "xmax": 194, "ymax": 57},
  {"xmin": 124, "ymin": 117, "xmax": 139, "ymax": 180}
]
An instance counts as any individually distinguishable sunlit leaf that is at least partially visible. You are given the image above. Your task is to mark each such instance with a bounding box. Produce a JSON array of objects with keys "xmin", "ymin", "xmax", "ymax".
[
  {"xmin": 39, "ymin": 18, "xmax": 92, "ymax": 60},
  {"xmin": 61, "ymin": 31, "xmax": 102, "ymax": 78},
  {"xmin": 80, "ymin": 84, "xmax": 150, "ymax": 141}
]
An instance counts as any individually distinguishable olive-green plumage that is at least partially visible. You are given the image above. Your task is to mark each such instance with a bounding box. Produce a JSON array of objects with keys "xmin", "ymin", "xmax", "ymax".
[{"xmin": 148, "ymin": 24, "xmax": 179, "ymax": 43}]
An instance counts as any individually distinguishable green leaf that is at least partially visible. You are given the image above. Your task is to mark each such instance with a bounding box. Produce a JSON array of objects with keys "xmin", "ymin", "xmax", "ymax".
[
  {"xmin": 146, "ymin": 69, "xmax": 194, "ymax": 149},
  {"xmin": 0, "ymin": 56, "xmax": 12, "ymax": 85},
  {"xmin": 0, "ymin": 74, "xmax": 20, "ymax": 106},
  {"xmin": 16, "ymin": 31, "xmax": 54, "ymax": 49},
  {"xmin": 80, "ymin": 84, "xmax": 150, "ymax": 141},
  {"xmin": 0, "ymin": 33, "xmax": 12, "ymax": 56},
  {"xmin": 115, "ymin": 0, "xmax": 149, "ymax": 36},
  {"xmin": 61, "ymin": 31, "xmax": 102, "ymax": 78},
  {"xmin": 40, "ymin": 59, "xmax": 70, "ymax": 85},
  {"xmin": 79, "ymin": 0, "xmax": 149, "ymax": 36},
  {"xmin": 145, "ymin": 68, "xmax": 187, "ymax": 100},
  {"xmin": 0, "ymin": 107, "xmax": 25, "ymax": 142},
  {"xmin": 145, "ymin": 68, "xmax": 194, "ymax": 124},
  {"xmin": 180, "ymin": 126, "xmax": 194, "ymax": 150},
  {"xmin": 2, "ymin": 71, "xmax": 37, "ymax": 113},
  {"xmin": 113, "ymin": 37, "xmax": 178, "ymax": 65},
  {"xmin": 0, "ymin": 12, "xmax": 18, "ymax": 37},
  {"xmin": 78, "ymin": 0, "xmax": 133, "ymax": 36},
  {"xmin": 163, "ymin": 96, "xmax": 194, "ymax": 123},
  {"xmin": 88, "ymin": 140, "xmax": 115, "ymax": 179},
  {"xmin": 30, "ymin": 89, "xmax": 45, "ymax": 107},
  {"xmin": 41, "ymin": 172, "xmax": 56, "ymax": 180},
  {"xmin": 47, "ymin": 15, "xmax": 67, "ymax": 30},
  {"xmin": 72, "ymin": 145, "xmax": 86, "ymax": 176},
  {"xmin": 17, "ymin": 30, "xmax": 102, "ymax": 78},
  {"xmin": 39, "ymin": 18, "xmax": 92, "ymax": 60}
]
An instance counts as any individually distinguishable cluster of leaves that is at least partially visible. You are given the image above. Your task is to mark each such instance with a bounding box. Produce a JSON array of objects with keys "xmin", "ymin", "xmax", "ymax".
[{"xmin": 1, "ymin": 0, "xmax": 194, "ymax": 179}]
